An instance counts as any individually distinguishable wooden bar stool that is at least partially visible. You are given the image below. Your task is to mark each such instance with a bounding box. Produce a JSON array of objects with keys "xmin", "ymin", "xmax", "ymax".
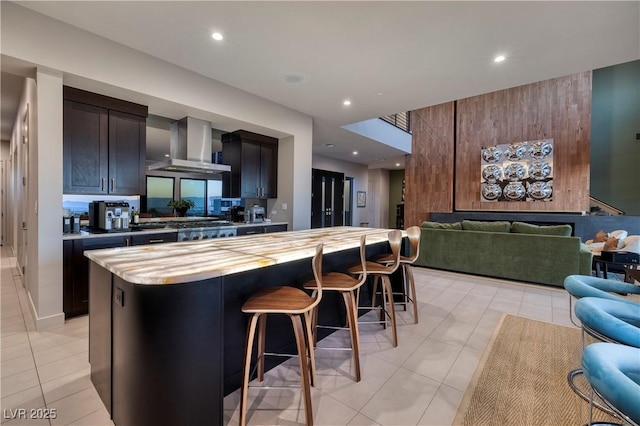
[
  {"xmin": 240, "ymin": 244, "xmax": 324, "ymax": 426},
  {"xmin": 303, "ymin": 235, "xmax": 368, "ymax": 382},
  {"xmin": 348, "ymin": 230, "xmax": 403, "ymax": 347},
  {"xmin": 373, "ymin": 226, "xmax": 421, "ymax": 324}
]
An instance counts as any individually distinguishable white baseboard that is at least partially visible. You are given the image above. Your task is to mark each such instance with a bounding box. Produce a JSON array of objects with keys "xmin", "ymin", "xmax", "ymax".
[{"xmin": 27, "ymin": 291, "xmax": 65, "ymax": 330}]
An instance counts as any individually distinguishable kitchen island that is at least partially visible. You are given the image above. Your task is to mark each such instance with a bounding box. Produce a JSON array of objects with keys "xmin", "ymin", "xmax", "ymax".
[{"xmin": 85, "ymin": 227, "xmax": 401, "ymax": 425}]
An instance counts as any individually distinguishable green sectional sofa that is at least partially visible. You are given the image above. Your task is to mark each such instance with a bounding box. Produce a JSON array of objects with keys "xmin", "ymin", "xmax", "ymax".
[{"xmin": 415, "ymin": 220, "xmax": 593, "ymax": 287}]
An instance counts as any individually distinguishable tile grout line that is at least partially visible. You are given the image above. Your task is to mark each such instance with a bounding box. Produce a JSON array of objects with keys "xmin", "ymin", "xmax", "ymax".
[{"xmin": 2, "ymin": 247, "xmax": 52, "ymax": 426}]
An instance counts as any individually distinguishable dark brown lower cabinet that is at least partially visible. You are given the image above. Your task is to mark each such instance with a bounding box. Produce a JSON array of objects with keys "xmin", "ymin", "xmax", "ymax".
[
  {"xmin": 64, "ymin": 236, "xmax": 127, "ymax": 318},
  {"xmin": 236, "ymin": 223, "xmax": 287, "ymax": 236}
]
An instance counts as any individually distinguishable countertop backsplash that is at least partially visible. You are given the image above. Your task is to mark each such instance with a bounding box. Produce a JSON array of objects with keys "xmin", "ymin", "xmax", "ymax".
[{"xmin": 63, "ymin": 194, "xmax": 141, "ymax": 217}]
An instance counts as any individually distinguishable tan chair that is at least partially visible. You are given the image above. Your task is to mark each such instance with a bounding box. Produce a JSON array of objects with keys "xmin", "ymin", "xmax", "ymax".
[
  {"xmin": 348, "ymin": 230, "xmax": 403, "ymax": 347},
  {"xmin": 240, "ymin": 244, "xmax": 323, "ymax": 426},
  {"xmin": 303, "ymin": 235, "xmax": 368, "ymax": 382},
  {"xmin": 373, "ymin": 226, "xmax": 421, "ymax": 324}
]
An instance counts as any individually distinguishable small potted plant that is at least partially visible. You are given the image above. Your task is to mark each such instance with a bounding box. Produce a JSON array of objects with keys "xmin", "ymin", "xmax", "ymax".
[{"xmin": 167, "ymin": 199, "xmax": 195, "ymax": 217}]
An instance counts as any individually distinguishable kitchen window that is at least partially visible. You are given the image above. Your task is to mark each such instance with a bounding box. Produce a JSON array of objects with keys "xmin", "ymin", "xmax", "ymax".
[
  {"xmin": 180, "ymin": 178, "xmax": 223, "ymax": 217},
  {"xmin": 146, "ymin": 176, "xmax": 174, "ymax": 216}
]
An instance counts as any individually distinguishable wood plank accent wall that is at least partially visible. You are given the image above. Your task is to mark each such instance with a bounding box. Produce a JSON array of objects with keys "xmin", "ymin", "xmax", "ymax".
[
  {"xmin": 404, "ymin": 102, "xmax": 455, "ymax": 227},
  {"xmin": 455, "ymin": 72, "xmax": 592, "ymax": 212}
]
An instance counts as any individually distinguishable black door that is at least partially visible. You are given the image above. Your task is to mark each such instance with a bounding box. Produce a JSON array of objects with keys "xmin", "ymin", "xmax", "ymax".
[{"xmin": 311, "ymin": 169, "xmax": 344, "ymax": 228}]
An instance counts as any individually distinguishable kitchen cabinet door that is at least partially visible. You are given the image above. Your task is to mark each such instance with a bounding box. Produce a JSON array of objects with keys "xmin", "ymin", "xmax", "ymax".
[
  {"xmin": 239, "ymin": 141, "xmax": 261, "ymax": 198},
  {"xmin": 264, "ymin": 224, "xmax": 287, "ymax": 233},
  {"xmin": 222, "ymin": 130, "xmax": 278, "ymax": 199},
  {"xmin": 63, "ymin": 100, "xmax": 109, "ymax": 194},
  {"xmin": 64, "ymin": 236, "xmax": 127, "ymax": 318},
  {"xmin": 63, "ymin": 86, "xmax": 147, "ymax": 196},
  {"xmin": 259, "ymin": 143, "xmax": 277, "ymax": 198},
  {"xmin": 236, "ymin": 225, "xmax": 265, "ymax": 236},
  {"xmin": 108, "ymin": 110, "xmax": 146, "ymax": 195},
  {"xmin": 131, "ymin": 232, "xmax": 178, "ymax": 246}
]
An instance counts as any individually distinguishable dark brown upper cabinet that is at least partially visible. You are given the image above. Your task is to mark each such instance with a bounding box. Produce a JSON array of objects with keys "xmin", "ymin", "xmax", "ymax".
[
  {"xmin": 222, "ymin": 130, "xmax": 278, "ymax": 199},
  {"xmin": 63, "ymin": 86, "xmax": 147, "ymax": 195}
]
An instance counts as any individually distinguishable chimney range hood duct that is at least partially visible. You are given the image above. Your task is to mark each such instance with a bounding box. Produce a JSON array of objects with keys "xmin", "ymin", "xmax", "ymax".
[{"xmin": 147, "ymin": 117, "xmax": 231, "ymax": 174}]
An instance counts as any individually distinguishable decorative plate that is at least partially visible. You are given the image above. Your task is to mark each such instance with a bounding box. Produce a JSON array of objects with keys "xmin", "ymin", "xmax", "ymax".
[
  {"xmin": 529, "ymin": 161, "xmax": 552, "ymax": 180},
  {"xmin": 504, "ymin": 163, "xmax": 526, "ymax": 181},
  {"xmin": 505, "ymin": 143, "xmax": 527, "ymax": 161},
  {"xmin": 482, "ymin": 165, "xmax": 502, "ymax": 183},
  {"xmin": 482, "ymin": 146, "xmax": 502, "ymax": 163},
  {"xmin": 528, "ymin": 181, "xmax": 552, "ymax": 199},
  {"xmin": 504, "ymin": 183, "xmax": 526, "ymax": 200},
  {"xmin": 482, "ymin": 183, "xmax": 502, "ymax": 200},
  {"xmin": 529, "ymin": 140, "xmax": 553, "ymax": 159}
]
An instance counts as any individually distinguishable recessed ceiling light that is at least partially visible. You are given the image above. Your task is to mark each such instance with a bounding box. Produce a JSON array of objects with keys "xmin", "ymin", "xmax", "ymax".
[
  {"xmin": 395, "ymin": 163, "xmax": 401, "ymax": 167},
  {"xmin": 352, "ymin": 151, "xmax": 358, "ymax": 155},
  {"xmin": 285, "ymin": 74, "xmax": 303, "ymax": 84},
  {"xmin": 164, "ymin": 154, "xmax": 170, "ymax": 158},
  {"xmin": 324, "ymin": 143, "xmax": 336, "ymax": 148},
  {"xmin": 212, "ymin": 32, "xmax": 224, "ymax": 41},
  {"xmin": 343, "ymin": 100, "xmax": 351, "ymax": 106},
  {"xmin": 494, "ymin": 55, "xmax": 506, "ymax": 63}
]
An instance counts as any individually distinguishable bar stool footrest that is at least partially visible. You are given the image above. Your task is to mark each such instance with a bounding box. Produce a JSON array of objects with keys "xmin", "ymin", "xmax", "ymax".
[{"xmin": 567, "ymin": 369, "xmax": 617, "ymax": 417}]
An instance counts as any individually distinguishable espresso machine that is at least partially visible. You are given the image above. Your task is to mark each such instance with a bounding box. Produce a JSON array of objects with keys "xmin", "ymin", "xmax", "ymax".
[
  {"xmin": 250, "ymin": 205, "xmax": 265, "ymax": 223},
  {"xmin": 89, "ymin": 201, "xmax": 131, "ymax": 231}
]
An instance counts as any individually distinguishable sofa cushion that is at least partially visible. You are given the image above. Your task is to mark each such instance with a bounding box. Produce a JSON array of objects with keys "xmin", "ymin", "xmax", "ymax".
[
  {"xmin": 593, "ymin": 230, "xmax": 608, "ymax": 243},
  {"xmin": 421, "ymin": 221, "xmax": 462, "ymax": 230},
  {"xmin": 510, "ymin": 221, "xmax": 572, "ymax": 237},
  {"xmin": 461, "ymin": 220, "xmax": 511, "ymax": 233}
]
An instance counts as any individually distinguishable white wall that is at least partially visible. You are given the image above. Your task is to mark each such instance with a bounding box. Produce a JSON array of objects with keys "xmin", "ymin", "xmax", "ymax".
[
  {"xmin": 311, "ymin": 155, "xmax": 370, "ymax": 226},
  {"xmin": 1, "ymin": 2, "xmax": 314, "ymax": 328},
  {"xmin": 29, "ymin": 69, "xmax": 64, "ymax": 328}
]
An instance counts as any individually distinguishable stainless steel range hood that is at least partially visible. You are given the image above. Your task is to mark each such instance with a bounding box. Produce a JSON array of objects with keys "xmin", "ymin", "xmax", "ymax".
[{"xmin": 147, "ymin": 117, "xmax": 231, "ymax": 174}]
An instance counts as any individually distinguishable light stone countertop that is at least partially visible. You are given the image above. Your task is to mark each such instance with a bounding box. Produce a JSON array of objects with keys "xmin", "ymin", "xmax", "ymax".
[{"xmin": 84, "ymin": 227, "xmax": 401, "ymax": 285}]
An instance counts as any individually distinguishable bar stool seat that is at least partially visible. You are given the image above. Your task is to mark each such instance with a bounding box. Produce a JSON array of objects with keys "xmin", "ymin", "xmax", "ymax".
[
  {"xmin": 373, "ymin": 226, "xmax": 421, "ymax": 324},
  {"xmin": 348, "ymin": 230, "xmax": 403, "ymax": 347},
  {"xmin": 567, "ymin": 296, "xmax": 640, "ymax": 417},
  {"xmin": 303, "ymin": 235, "xmax": 367, "ymax": 382},
  {"xmin": 582, "ymin": 343, "xmax": 640, "ymax": 426},
  {"xmin": 242, "ymin": 286, "xmax": 316, "ymax": 313},
  {"xmin": 240, "ymin": 244, "xmax": 324, "ymax": 426},
  {"xmin": 564, "ymin": 275, "xmax": 640, "ymax": 327}
]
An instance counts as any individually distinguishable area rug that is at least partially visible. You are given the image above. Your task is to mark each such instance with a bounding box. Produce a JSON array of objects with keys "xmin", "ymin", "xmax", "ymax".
[{"xmin": 453, "ymin": 314, "xmax": 619, "ymax": 426}]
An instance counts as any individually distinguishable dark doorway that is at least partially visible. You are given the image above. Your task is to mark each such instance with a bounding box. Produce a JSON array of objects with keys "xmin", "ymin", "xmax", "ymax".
[
  {"xmin": 311, "ymin": 169, "xmax": 344, "ymax": 228},
  {"xmin": 344, "ymin": 177, "xmax": 354, "ymax": 226}
]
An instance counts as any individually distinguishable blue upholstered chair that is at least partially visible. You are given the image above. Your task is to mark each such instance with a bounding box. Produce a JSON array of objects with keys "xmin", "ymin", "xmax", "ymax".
[
  {"xmin": 564, "ymin": 275, "xmax": 640, "ymax": 326},
  {"xmin": 574, "ymin": 297, "xmax": 640, "ymax": 348},
  {"xmin": 582, "ymin": 343, "xmax": 640, "ymax": 426},
  {"xmin": 569, "ymin": 296, "xmax": 640, "ymax": 417}
]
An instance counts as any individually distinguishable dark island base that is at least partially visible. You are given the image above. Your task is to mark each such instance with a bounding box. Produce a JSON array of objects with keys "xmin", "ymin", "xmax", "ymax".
[{"xmin": 90, "ymin": 241, "xmax": 398, "ymax": 425}]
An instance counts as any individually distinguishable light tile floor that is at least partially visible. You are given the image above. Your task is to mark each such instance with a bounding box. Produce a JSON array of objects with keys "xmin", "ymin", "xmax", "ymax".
[{"xmin": 1, "ymin": 245, "xmax": 581, "ymax": 425}]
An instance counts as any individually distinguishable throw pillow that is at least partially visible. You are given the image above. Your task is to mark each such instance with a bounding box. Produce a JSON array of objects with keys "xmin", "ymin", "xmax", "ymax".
[
  {"xmin": 421, "ymin": 221, "xmax": 462, "ymax": 230},
  {"xmin": 593, "ymin": 230, "xmax": 608, "ymax": 243},
  {"xmin": 603, "ymin": 237, "xmax": 619, "ymax": 251},
  {"xmin": 461, "ymin": 220, "xmax": 511, "ymax": 233},
  {"xmin": 621, "ymin": 236, "xmax": 640, "ymax": 254},
  {"xmin": 609, "ymin": 230, "xmax": 628, "ymax": 241},
  {"xmin": 510, "ymin": 221, "xmax": 572, "ymax": 236}
]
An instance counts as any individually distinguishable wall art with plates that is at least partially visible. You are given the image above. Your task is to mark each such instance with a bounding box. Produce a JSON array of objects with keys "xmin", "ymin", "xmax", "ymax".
[{"xmin": 480, "ymin": 139, "xmax": 554, "ymax": 202}]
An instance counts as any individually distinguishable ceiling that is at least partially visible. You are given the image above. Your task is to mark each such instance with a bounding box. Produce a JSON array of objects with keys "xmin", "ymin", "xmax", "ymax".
[{"xmin": 3, "ymin": 1, "xmax": 639, "ymax": 169}]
